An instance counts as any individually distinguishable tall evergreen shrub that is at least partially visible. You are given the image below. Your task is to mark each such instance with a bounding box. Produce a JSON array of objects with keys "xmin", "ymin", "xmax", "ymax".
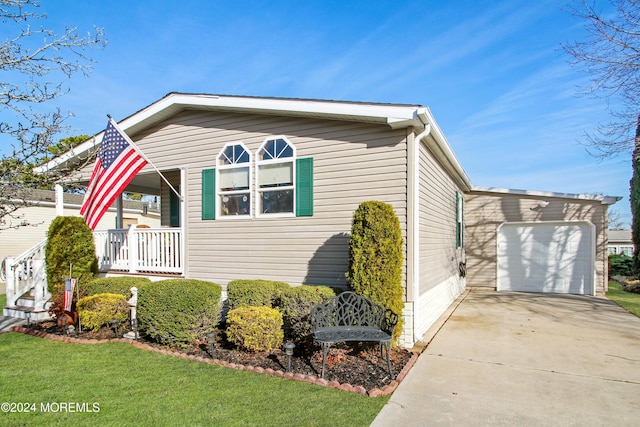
[
  {"xmin": 346, "ymin": 200, "xmax": 404, "ymax": 342},
  {"xmin": 45, "ymin": 216, "xmax": 98, "ymax": 296}
]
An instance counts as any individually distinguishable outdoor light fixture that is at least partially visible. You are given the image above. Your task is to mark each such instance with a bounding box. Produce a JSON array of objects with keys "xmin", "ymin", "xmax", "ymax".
[
  {"xmin": 530, "ymin": 200, "xmax": 550, "ymax": 211},
  {"xmin": 25, "ymin": 311, "xmax": 31, "ymax": 327},
  {"xmin": 206, "ymin": 332, "xmax": 216, "ymax": 358},
  {"xmin": 284, "ymin": 342, "xmax": 295, "ymax": 372},
  {"xmin": 110, "ymin": 319, "xmax": 119, "ymax": 338}
]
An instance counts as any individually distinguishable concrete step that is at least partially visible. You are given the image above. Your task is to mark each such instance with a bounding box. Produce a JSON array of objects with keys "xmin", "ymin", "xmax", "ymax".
[{"xmin": 3, "ymin": 304, "xmax": 51, "ymax": 322}]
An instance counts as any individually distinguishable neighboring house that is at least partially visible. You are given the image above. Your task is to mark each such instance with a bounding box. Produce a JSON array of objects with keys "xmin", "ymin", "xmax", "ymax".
[
  {"xmin": 608, "ymin": 229, "xmax": 633, "ymax": 256},
  {"xmin": 0, "ymin": 189, "xmax": 160, "ymax": 269},
  {"xmin": 33, "ymin": 93, "xmax": 620, "ymax": 347}
]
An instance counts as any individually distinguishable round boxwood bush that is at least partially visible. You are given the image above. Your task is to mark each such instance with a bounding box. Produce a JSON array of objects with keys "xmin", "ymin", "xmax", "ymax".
[
  {"xmin": 346, "ymin": 200, "xmax": 404, "ymax": 342},
  {"xmin": 278, "ymin": 285, "xmax": 336, "ymax": 343},
  {"xmin": 84, "ymin": 276, "xmax": 152, "ymax": 297},
  {"xmin": 137, "ymin": 279, "xmax": 222, "ymax": 346},
  {"xmin": 226, "ymin": 306, "xmax": 284, "ymax": 352},
  {"xmin": 77, "ymin": 293, "xmax": 129, "ymax": 332},
  {"xmin": 226, "ymin": 279, "xmax": 290, "ymax": 310}
]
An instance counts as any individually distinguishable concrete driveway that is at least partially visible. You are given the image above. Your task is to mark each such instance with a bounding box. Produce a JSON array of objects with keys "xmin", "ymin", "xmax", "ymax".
[{"xmin": 372, "ymin": 287, "xmax": 640, "ymax": 426}]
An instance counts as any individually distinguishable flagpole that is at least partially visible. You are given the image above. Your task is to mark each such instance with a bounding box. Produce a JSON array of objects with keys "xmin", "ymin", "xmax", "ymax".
[{"xmin": 106, "ymin": 115, "xmax": 183, "ymax": 201}]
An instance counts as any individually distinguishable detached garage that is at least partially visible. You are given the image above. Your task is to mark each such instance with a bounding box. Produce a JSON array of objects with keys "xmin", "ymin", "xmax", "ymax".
[
  {"xmin": 464, "ymin": 187, "xmax": 620, "ymax": 295},
  {"xmin": 497, "ymin": 221, "xmax": 595, "ymax": 295}
]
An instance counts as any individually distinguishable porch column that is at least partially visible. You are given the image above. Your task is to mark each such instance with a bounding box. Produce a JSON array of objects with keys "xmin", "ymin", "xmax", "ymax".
[
  {"xmin": 116, "ymin": 193, "xmax": 124, "ymax": 229},
  {"xmin": 55, "ymin": 184, "xmax": 64, "ymax": 217}
]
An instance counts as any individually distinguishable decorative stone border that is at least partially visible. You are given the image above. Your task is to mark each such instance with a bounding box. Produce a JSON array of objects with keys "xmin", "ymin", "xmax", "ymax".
[{"xmin": 9, "ymin": 325, "xmax": 419, "ymax": 397}]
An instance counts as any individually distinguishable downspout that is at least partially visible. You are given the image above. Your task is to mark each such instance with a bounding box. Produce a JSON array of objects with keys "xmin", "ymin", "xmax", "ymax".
[{"xmin": 410, "ymin": 115, "xmax": 431, "ymax": 344}]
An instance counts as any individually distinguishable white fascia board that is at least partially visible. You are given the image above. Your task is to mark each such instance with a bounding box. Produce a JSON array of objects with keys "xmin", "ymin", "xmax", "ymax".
[
  {"xmin": 471, "ymin": 186, "xmax": 622, "ymax": 205},
  {"xmin": 419, "ymin": 108, "xmax": 473, "ymax": 191},
  {"xmin": 36, "ymin": 93, "xmax": 429, "ymax": 172}
]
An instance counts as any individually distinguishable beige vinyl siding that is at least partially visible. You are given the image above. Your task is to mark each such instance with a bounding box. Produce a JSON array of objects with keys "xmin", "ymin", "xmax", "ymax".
[
  {"xmin": 418, "ymin": 135, "xmax": 465, "ymax": 295},
  {"xmin": 129, "ymin": 110, "xmax": 408, "ymax": 287},
  {"xmin": 465, "ymin": 191, "xmax": 608, "ymax": 293}
]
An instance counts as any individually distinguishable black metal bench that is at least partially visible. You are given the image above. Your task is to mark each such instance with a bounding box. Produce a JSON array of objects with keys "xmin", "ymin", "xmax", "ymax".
[{"xmin": 309, "ymin": 291, "xmax": 399, "ymax": 379}]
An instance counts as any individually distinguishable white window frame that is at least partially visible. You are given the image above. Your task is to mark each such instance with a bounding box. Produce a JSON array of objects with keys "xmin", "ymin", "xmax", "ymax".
[
  {"xmin": 256, "ymin": 136, "xmax": 296, "ymax": 218},
  {"xmin": 216, "ymin": 142, "xmax": 252, "ymax": 219}
]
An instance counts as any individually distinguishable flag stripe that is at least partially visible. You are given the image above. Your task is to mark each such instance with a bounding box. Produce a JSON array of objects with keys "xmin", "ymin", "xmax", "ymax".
[
  {"xmin": 80, "ymin": 119, "xmax": 148, "ymax": 230},
  {"xmin": 85, "ymin": 153, "xmax": 147, "ymax": 229}
]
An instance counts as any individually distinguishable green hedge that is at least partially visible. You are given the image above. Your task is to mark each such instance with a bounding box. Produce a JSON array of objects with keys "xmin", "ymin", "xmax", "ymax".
[
  {"xmin": 226, "ymin": 279, "xmax": 290, "ymax": 310},
  {"xmin": 77, "ymin": 293, "xmax": 129, "ymax": 332},
  {"xmin": 226, "ymin": 306, "xmax": 284, "ymax": 352},
  {"xmin": 84, "ymin": 276, "xmax": 152, "ymax": 297},
  {"xmin": 137, "ymin": 279, "xmax": 222, "ymax": 346},
  {"xmin": 278, "ymin": 285, "xmax": 336, "ymax": 343}
]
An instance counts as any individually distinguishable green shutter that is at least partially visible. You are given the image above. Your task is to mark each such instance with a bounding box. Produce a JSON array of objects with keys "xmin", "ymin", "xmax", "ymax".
[
  {"xmin": 202, "ymin": 168, "xmax": 216, "ymax": 220},
  {"xmin": 296, "ymin": 158, "xmax": 313, "ymax": 217}
]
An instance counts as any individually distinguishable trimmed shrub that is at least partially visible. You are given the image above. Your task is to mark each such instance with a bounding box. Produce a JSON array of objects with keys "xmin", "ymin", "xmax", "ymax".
[
  {"xmin": 278, "ymin": 285, "xmax": 336, "ymax": 343},
  {"xmin": 609, "ymin": 253, "xmax": 634, "ymax": 277},
  {"xmin": 226, "ymin": 306, "xmax": 284, "ymax": 352},
  {"xmin": 226, "ymin": 279, "xmax": 290, "ymax": 310},
  {"xmin": 84, "ymin": 276, "xmax": 152, "ymax": 297},
  {"xmin": 77, "ymin": 293, "xmax": 129, "ymax": 332},
  {"xmin": 137, "ymin": 279, "xmax": 222, "ymax": 346},
  {"xmin": 346, "ymin": 200, "xmax": 404, "ymax": 342},
  {"xmin": 45, "ymin": 216, "xmax": 98, "ymax": 295}
]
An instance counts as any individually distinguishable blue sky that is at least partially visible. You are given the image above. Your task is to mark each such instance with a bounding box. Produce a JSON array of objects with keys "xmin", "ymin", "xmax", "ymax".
[{"xmin": 6, "ymin": 0, "xmax": 631, "ymax": 225}]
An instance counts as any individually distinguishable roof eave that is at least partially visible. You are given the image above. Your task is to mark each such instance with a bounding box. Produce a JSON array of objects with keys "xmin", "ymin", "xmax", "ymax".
[{"xmin": 37, "ymin": 93, "xmax": 429, "ymax": 172}]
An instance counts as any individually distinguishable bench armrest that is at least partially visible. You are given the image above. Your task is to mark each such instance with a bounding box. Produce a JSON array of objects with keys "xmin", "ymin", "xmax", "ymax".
[{"xmin": 382, "ymin": 309, "xmax": 398, "ymax": 335}]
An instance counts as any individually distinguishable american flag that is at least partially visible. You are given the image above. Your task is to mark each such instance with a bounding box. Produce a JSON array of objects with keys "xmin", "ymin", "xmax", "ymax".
[
  {"xmin": 80, "ymin": 119, "xmax": 148, "ymax": 230},
  {"xmin": 63, "ymin": 278, "xmax": 76, "ymax": 312}
]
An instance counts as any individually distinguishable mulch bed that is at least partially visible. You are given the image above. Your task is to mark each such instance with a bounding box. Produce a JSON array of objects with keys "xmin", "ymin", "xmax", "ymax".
[{"xmin": 13, "ymin": 321, "xmax": 419, "ymax": 397}]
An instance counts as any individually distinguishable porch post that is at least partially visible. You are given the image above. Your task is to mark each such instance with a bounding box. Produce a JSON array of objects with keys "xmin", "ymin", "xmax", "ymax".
[
  {"xmin": 180, "ymin": 167, "xmax": 186, "ymax": 276},
  {"xmin": 5, "ymin": 257, "xmax": 15, "ymax": 307},
  {"xmin": 55, "ymin": 184, "xmax": 64, "ymax": 217},
  {"xmin": 116, "ymin": 193, "xmax": 124, "ymax": 229}
]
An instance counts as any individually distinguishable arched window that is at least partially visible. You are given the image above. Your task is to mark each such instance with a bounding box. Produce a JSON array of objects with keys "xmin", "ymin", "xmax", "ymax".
[
  {"xmin": 256, "ymin": 137, "xmax": 295, "ymax": 215},
  {"xmin": 217, "ymin": 143, "xmax": 251, "ymax": 216}
]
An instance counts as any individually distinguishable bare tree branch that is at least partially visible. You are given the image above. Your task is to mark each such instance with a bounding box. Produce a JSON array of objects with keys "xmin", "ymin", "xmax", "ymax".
[
  {"xmin": 0, "ymin": 0, "xmax": 106, "ymax": 231},
  {"xmin": 563, "ymin": 0, "xmax": 640, "ymax": 158}
]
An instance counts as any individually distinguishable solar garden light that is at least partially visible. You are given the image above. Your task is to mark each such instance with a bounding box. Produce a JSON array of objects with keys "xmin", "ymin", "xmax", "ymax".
[
  {"xmin": 25, "ymin": 311, "xmax": 31, "ymax": 327},
  {"xmin": 284, "ymin": 342, "xmax": 295, "ymax": 372},
  {"xmin": 110, "ymin": 319, "xmax": 120, "ymax": 338},
  {"xmin": 206, "ymin": 332, "xmax": 216, "ymax": 358}
]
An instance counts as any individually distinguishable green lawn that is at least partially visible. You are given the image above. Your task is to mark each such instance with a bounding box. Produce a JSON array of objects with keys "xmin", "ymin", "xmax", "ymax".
[
  {"xmin": 0, "ymin": 293, "xmax": 5, "ymax": 308},
  {"xmin": 0, "ymin": 333, "xmax": 387, "ymax": 426},
  {"xmin": 607, "ymin": 280, "xmax": 640, "ymax": 317}
]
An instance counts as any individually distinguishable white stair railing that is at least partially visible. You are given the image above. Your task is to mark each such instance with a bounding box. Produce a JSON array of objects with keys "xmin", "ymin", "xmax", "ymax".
[{"xmin": 4, "ymin": 239, "xmax": 49, "ymax": 310}]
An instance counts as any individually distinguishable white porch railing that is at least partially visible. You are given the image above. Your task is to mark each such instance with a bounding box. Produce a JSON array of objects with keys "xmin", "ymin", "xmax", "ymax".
[
  {"xmin": 3, "ymin": 239, "xmax": 49, "ymax": 313},
  {"xmin": 93, "ymin": 227, "xmax": 183, "ymax": 274}
]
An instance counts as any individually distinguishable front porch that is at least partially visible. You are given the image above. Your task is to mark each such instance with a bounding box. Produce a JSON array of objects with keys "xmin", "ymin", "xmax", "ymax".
[
  {"xmin": 94, "ymin": 226, "xmax": 183, "ymax": 275},
  {"xmin": 3, "ymin": 227, "xmax": 183, "ymax": 320}
]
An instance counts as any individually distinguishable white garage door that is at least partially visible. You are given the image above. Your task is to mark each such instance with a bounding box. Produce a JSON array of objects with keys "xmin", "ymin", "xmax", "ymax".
[{"xmin": 497, "ymin": 221, "xmax": 594, "ymax": 295}]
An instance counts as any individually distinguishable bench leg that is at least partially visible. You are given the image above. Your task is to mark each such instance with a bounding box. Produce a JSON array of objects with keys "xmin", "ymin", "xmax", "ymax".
[
  {"xmin": 320, "ymin": 342, "xmax": 330, "ymax": 379},
  {"xmin": 382, "ymin": 342, "xmax": 394, "ymax": 380}
]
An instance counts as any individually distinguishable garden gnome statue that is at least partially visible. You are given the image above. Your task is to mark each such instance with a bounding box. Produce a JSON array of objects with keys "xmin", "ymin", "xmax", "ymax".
[{"xmin": 123, "ymin": 287, "xmax": 138, "ymax": 339}]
